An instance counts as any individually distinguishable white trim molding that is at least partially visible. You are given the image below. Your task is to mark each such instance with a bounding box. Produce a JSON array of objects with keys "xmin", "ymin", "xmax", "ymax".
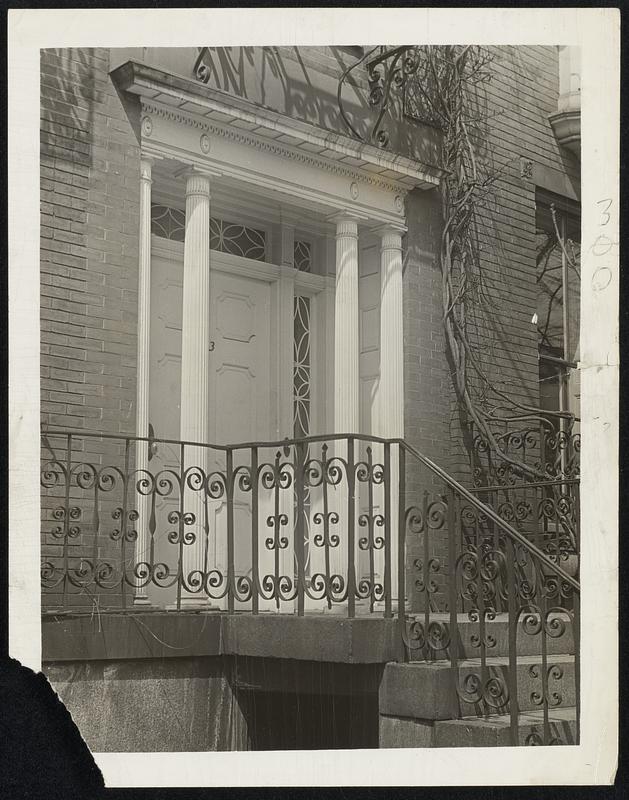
[
  {"xmin": 111, "ymin": 60, "xmax": 445, "ymax": 190},
  {"xmin": 111, "ymin": 60, "xmax": 447, "ymax": 227}
]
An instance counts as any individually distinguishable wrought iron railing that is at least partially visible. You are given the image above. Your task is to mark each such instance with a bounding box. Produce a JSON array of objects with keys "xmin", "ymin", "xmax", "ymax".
[
  {"xmin": 41, "ymin": 428, "xmax": 579, "ymax": 746},
  {"xmin": 400, "ymin": 441, "xmax": 579, "ymax": 746},
  {"xmin": 471, "ymin": 416, "xmax": 580, "ymax": 488},
  {"xmin": 337, "ymin": 45, "xmax": 422, "ymax": 148},
  {"xmin": 40, "ymin": 429, "xmax": 400, "ymax": 616}
]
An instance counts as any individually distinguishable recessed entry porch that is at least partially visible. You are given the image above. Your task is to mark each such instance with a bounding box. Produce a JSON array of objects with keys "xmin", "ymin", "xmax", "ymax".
[{"xmin": 138, "ymin": 158, "xmax": 406, "ymax": 612}]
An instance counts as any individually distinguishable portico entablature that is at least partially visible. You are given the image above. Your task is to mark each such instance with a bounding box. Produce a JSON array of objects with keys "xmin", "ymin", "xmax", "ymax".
[{"xmin": 111, "ymin": 59, "xmax": 444, "ymax": 228}]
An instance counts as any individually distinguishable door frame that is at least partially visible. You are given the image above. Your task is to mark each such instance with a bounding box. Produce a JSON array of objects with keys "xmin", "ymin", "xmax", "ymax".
[{"xmin": 151, "ymin": 234, "xmax": 332, "ymax": 446}]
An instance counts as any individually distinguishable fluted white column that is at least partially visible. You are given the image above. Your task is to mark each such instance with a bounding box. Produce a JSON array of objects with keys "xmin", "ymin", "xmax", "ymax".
[
  {"xmin": 377, "ymin": 224, "xmax": 406, "ymax": 438},
  {"xmin": 180, "ymin": 169, "xmax": 211, "ymax": 606},
  {"xmin": 331, "ymin": 214, "xmax": 360, "ymax": 612},
  {"xmin": 134, "ymin": 155, "xmax": 154, "ymax": 605},
  {"xmin": 333, "ymin": 214, "xmax": 360, "ymax": 434},
  {"xmin": 376, "ymin": 224, "xmax": 406, "ymax": 606}
]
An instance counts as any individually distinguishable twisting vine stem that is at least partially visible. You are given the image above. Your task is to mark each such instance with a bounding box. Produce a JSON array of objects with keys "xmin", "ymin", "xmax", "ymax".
[
  {"xmin": 412, "ymin": 45, "xmax": 577, "ymax": 483},
  {"xmin": 337, "ymin": 45, "xmax": 578, "ymax": 486}
]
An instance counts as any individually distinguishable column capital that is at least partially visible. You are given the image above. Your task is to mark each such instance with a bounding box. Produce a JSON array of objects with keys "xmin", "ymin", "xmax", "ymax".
[
  {"xmin": 374, "ymin": 223, "xmax": 407, "ymax": 253},
  {"xmin": 329, "ymin": 212, "xmax": 361, "ymax": 240},
  {"xmin": 175, "ymin": 164, "xmax": 220, "ymax": 193},
  {"xmin": 139, "ymin": 154, "xmax": 156, "ymax": 182},
  {"xmin": 184, "ymin": 171, "xmax": 212, "ymax": 200}
]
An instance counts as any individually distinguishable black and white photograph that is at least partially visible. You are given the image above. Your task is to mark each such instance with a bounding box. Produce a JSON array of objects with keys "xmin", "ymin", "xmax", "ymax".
[{"xmin": 8, "ymin": 6, "xmax": 619, "ymax": 789}]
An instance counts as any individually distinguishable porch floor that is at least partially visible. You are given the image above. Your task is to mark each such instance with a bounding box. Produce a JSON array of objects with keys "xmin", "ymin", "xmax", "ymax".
[{"xmin": 42, "ymin": 609, "xmax": 401, "ymax": 664}]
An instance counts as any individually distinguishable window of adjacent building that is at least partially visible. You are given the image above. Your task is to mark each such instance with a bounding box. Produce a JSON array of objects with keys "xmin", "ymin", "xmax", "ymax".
[{"xmin": 534, "ymin": 191, "xmax": 581, "ymax": 420}]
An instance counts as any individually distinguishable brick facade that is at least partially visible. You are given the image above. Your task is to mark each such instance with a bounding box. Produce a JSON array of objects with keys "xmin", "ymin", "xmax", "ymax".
[
  {"xmin": 40, "ymin": 48, "xmax": 142, "ymax": 609},
  {"xmin": 402, "ymin": 45, "xmax": 580, "ymax": 484},
  {"xmin": 41, "ymin": 47, "xmax": 140, "ymax": 438}
]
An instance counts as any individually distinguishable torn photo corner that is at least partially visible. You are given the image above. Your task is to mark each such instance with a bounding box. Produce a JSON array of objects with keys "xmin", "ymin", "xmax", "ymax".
[{"xmin": 7, "ymin": 6, "xmax": 619, "ymax": 789}]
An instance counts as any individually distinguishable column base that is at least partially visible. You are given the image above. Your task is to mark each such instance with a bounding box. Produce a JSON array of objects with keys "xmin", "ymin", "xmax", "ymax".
[
  {"xmin": 166, "ymin": 597, "xmax": 217, "ymax": 611},
  {"xmin": 372, "ymin": 599, "xmax": 399, "ymax": 616},
  {"xmin": 133, "ymin": 594, "xmax": 153, "ymax": 607}
]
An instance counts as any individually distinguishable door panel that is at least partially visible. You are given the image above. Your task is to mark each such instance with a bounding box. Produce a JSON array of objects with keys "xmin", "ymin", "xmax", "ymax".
[{"xmin": 210, "ymin": 272, "xmax": 271, "ymax": 444}]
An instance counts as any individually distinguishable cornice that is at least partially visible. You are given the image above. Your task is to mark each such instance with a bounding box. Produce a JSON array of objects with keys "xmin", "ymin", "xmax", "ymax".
[
  {"xmin": 142, "ymin": 101, "xmax": 410, "ymax": 196},
  {"xmin": 111, "ymin": 59, "xmax": 445, "ymax": 191}
]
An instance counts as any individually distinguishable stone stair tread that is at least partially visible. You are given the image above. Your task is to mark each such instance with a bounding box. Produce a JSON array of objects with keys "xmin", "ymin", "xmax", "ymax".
[
  {"xmin": 449, "ymin": 706, "xmax": 577, "ymax": 727},
  {"xmin": 408, "ymin": 654, "xmax": 575, "ymax": 668},
  {"xmin": 431, "ymin": 706, "xmax": 578, "ymax": 745},
  {"xmin": 407, "ymin": 611, "xmax": 572, "ymax": 622}
]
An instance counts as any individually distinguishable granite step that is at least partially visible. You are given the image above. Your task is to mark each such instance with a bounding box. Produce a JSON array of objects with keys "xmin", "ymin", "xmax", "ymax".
[
  {"xmin": 433, "ymin": 706, "xmax": 578, "ymax": 747},
  {"xmin": 380, "ymin": 654, "xmax": 576, "ymax": 720},
  {"xmin": 404, "ymin": 611, "xmax": 575, "ymax": 660}
]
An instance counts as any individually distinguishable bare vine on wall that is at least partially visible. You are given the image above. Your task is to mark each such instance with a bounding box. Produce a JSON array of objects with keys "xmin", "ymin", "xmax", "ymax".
[
  {"xmin": 410, "ymin": 45, "xmax": 577, "ymax": 483},
  {"xmin": 336, "ymin": 45, "xmax": 579, "ymax": 484}
]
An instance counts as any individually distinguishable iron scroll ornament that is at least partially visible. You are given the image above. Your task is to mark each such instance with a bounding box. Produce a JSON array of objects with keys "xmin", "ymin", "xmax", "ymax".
[{"xmin": 337, "ymin": 46, "xmax": 422, "ymax": 149}]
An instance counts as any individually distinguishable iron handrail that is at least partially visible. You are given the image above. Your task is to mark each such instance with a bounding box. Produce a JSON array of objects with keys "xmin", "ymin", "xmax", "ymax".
[
  {"xmin": 399, "ymin": 441, "xmax": 580, "ymax": 592},
  {"xmin": 41, "ymin": 426, "xmax": 400, "ymax": 452},
  {"xmin": 470, "ymin": 477, "xmax": 579, "ymax": 493}
]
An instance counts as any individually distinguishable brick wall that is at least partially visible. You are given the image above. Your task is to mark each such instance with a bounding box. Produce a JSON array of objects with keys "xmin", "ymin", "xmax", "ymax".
[
  {"xmin": 41, "ymin": 47, "xmax": 140, "ymax": 437},
  {"xmin": 40, "ymin": 48, "xmax": 141, "ymax": 610},
  {"xmin": 402, "ymin": 45, "xmax": 579, "ymax": 478},
  {"xmin": 400, "ymin": 45, "xmax": 580, "ymax": 608}
]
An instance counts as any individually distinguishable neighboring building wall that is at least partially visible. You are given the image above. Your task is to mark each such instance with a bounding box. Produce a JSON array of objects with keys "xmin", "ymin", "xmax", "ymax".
[
  {"xmin": 41, "ymin": 47, "xmax": 140, "ymax": 438},
  {"xmin": 399, "ymin": 45, "xmax": 580, "ymax": 607},
  {"xmin": 40, "ymin": 48, "xmax": 142, "ymax": 610},
  {"xmin": 402, "ymin": 44, "xmax": 581, "ymax": 484}
]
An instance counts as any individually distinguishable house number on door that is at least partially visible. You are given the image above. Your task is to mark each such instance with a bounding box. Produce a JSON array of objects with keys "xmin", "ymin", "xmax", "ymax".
[{"xmin": 209, "ymin": 341, "xmax": 215, "ymax": 351}]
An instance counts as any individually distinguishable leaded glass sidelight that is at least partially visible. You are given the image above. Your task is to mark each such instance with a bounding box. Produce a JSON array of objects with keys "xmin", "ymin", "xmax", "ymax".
[
  {"xmin": 293, "ymin": 294, "xmax": 311, "ymax": 439},
  {"xmin": 293, "ymin": 293, "xmax": 312, "ymax": 576}
]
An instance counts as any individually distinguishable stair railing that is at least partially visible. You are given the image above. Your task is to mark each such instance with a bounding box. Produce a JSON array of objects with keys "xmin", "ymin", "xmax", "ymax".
[{"xmin": 400, "ymin": 440, "xmax": 580, "ymax": 746}]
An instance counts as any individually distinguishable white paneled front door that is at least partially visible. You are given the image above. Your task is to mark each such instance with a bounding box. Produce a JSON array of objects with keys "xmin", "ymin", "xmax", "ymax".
[
  {"xmin": 148, "ymin": 241, "xmax": 277, "ymax": 608},
  {"xmin": 206, "ymin": 268, "xmax": 276, "ymax": 607}
]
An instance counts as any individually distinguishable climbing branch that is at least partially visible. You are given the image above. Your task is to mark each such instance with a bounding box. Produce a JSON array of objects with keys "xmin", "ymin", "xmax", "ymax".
[{"xmin": 414, "ymin": 45, "xmax": 577, "ymax": 482}]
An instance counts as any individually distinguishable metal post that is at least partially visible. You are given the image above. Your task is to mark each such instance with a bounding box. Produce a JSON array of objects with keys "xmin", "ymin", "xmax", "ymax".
[
  {"xmin": 397, "ymin": 446, "xmax": 407, "ymax": 658},
  {"xmin": 226, "ymin": 448, "xmax": 235, "ymax": 614},
  {"xmin": 383, "ymin": 442, "xmax": 392, "ymax": 618},
  {"xmin": 251, "ymin": 446, "xmax": 259, "ymax": 614},
  {"xmin": 347, "ymin": 437, "xmax": 356, "ymax": 619},
  {"xmin": 447, "ymin": 485, "xmax": 460, "ymax": 719},
  {"xmin": 295, "ymin": 440, "xmax": 306, "ymax": 616},
  {"xmin": 506, "ymin": 536, "xmax": 519, "ymax": 745}
]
